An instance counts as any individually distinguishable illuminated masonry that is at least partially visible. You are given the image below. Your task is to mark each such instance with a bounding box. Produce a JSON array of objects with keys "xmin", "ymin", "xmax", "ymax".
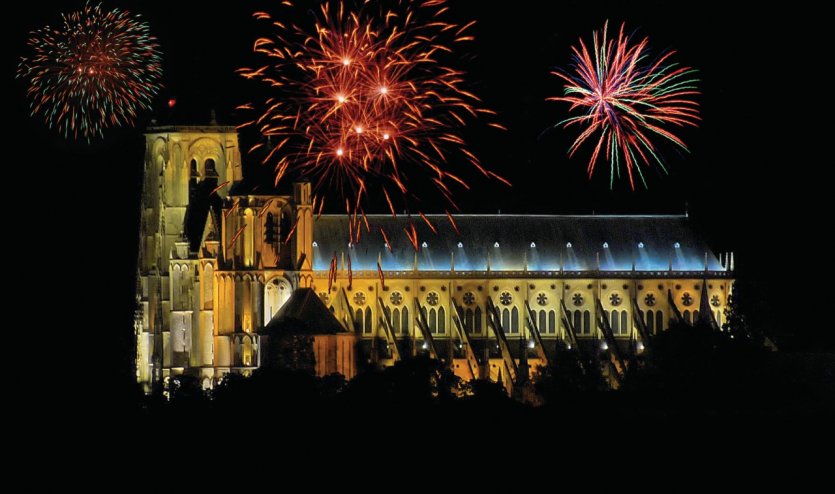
[{"xmin": 136, "ymin": 126, "xmax": 733, "ymax": 393}]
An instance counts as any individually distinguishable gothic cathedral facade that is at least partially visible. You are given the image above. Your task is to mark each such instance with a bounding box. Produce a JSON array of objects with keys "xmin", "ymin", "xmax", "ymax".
[{"xmin": 135, "ymin": 126, "xmax": 733, "ymax": 393}]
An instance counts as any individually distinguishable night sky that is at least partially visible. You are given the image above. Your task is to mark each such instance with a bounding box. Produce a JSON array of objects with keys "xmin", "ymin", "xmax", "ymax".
[{"xmin": 10, "ymin": 1, "xmax": 830, "ymax": 386}]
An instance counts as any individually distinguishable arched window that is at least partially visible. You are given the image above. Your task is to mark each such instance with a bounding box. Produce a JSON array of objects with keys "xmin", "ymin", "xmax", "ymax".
[
  {"xmin": 646, "ymin": 310, "xmax": 655, "ymax": 334},
  {"xmin": 611, "ymin": 310, "xmax": 619, "ymax": 333},
  {"xmin": 502, "ymin": 308, "xmax": 510, "ymax": 334},
  {"xmin": 511, "ymin": 307, "xmax": 519, "ymax": 334},
  {"xmin": 465, "ymin": 309, "xmax": 474, "ymax": 334},
  {"xmin": 264, "ymin": 213, "xmax": 277, "ymax": 246},
  {"xmin": 549, "ymin": 310, "xmax": 556, "ymax": 334},
  {"xmin": 684, "ymin": 310, "xmax": 691, "ymax": 324},
  {"xmin": 693, "ymin": 310, "xmax": 699, "ymax": 322},
  {"xmin": 474, "ymin": 307, "xmax": 482, "ymax": 334},
  {"xmin": 539, "ymin": 311, "xmax": 547, "ymax": 335},
  {"xmin": 203, "ymin": 264, "xmax": 213, "ymax": 310},
  {"xmin": 428, "ymin": 308, "xmax": 437, "ymax": 334},
  {"xmin": 438, "ymin": 307, "xmax": 446, "ymax": 335},
  {"xmin": 240, "ymin": 276, "xmax": 253, "ymax": 332},
  {"xmin": 364, "ymin": 307, "xmax": 372, "ymax": 334},
  {"xmin": 392, "ymin": 308, "xmax": 401, "ymax": 334},
  {"xmin": 205, "ymin": 158, "xmax": 217, "ymax": 177},
  {"xmin": 243, "ymin": 209, "xmax": 255, "ymax": 267},
  {"xmin": 402, "ymin": 307, "xmax": 409, "ymax": 335},
  {"xmin": 583, "ymin": 310, "xmax": 591, "ymax": 335},
  {"xmin": 216, "ymin": 276, "xmax": 224, "ymax": 329},
  {"xmin": 656, "ymin": 311, "xmax": 664, "ymax": 332},
  {"xmin": 621, "ymin": 311, "xmax": 628, "ymax": 335},
  {"xmin": 573, "ymin": 311, "xmax": 582, "ymax": 335},
  {"xmin": 190, "ymin": 159, "xmax": 198, "ymax": 176},
  {"xmin": 242, "ymin": 335, "xmax": 253, "ymax": 366},
  {"xmin": 354, "ymin": 309, "xmax": 363, "ymax": 332}
]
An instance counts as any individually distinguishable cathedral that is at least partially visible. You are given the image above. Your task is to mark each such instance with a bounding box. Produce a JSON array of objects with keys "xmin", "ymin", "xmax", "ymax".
[{"xmin": 135, "ymin": 126, "xmax": 734, "ymax": 393}]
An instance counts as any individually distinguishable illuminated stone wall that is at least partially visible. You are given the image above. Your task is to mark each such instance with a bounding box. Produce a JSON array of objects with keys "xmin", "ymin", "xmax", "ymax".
[{"xmin": 135, "ymin": 128, "xmax": 733, "ymax": 393}]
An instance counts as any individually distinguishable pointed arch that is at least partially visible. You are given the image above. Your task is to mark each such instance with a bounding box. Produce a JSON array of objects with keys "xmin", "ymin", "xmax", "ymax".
[
  {"xmin": 364, "ymin": 307, "xmax": 372, "ymax": 334},
  {"xmin": 438, "ymin": 307, "xmax": 446, "ymax": 335},
  {"xmin": 402, "ymin": 307, "xmax": 409, "ymax": 335},
  {"xmin": 243, "ymin": 209, "xmax": 255, "ymax": 268},
  {"xmin": 393, "ymin": 308, "xmax": 401, "ymax": 334},
  {"xmin": 355, "ymin": 309, "xmax": 363, "ymax": 332},
  {"xmin": 511, "ymin": 307, "xmax": 519, "ymax": 334},
  {"xmin": 202, "ymin": 264, "xmax": 213, "ymax": 310},
  {"xmin": 205, "ymin": 158, "xmax": 218, "ymax": 177},
  {"xmin": 474, "ymin": 307, "xmax": 482, "ymax": 334},
  {"xmin": 264, "ymin": 278, "xmax": 291, "ymax": 322}
]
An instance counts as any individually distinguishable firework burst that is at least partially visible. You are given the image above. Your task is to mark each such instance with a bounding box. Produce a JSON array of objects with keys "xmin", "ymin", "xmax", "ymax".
[
  {"xmin": 239, "ymin": 0, "xmax": 506, "ymax": 247},
  {"xmin": 17, "ymin": 2, "xmax": 162, "ymax": 140},
  {"xmin": 548, "ymin": 21, "xmax": 699, "ymax": 189}
]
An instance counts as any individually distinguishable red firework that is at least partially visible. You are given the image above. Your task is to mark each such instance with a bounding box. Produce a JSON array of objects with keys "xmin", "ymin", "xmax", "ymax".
[{"xmin": 238, "ymin": 0, "xmax": 507, "ymax": 247}]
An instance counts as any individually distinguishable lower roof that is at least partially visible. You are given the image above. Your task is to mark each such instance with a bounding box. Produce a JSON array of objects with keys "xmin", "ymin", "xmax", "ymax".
[{"xmin": 312, "ymin": 214, "xmax": 725, "ymax": 273}]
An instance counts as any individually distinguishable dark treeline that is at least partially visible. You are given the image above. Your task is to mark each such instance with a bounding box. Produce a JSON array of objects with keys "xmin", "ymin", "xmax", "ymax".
[{"xmin": 129, "ymin": 320, "xmax": 834, "ymax": 433}]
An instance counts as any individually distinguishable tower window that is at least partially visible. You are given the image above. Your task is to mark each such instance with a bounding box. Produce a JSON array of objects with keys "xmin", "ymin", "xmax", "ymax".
[
  {"xmin": 205, "ymin": 159, "xmax": 217, "ymax": 177},
  {"xmin": 265, "ymin": 213, "xmax": 278, "ymax": 246}
]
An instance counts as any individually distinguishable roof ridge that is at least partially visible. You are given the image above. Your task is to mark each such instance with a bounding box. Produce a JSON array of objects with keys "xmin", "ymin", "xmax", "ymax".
[{"xmin": 317, "ymin": 214, "xmax": 688, "ymax": 219}]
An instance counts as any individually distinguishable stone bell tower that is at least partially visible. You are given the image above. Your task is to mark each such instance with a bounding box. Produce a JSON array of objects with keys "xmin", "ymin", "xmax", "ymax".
[{"xmin": 135, "ymin": 125, "xmax": 243, "ymax": 389}]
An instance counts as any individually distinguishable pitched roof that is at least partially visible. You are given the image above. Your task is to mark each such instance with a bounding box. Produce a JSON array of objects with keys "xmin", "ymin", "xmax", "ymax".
[
  {"xmin": 261, "ymin": 288, "xmax": 347, "ymax": 335},
  {"xmin": 183, "ymin": 181, "xmax": 223, "ymax": 252},
  {"xmin": 312, "ymin": 214, "xmax": 724, "ymax": 272}
]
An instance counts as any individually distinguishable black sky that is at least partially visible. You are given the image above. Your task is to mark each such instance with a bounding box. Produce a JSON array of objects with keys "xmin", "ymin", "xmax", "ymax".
[{"xmin": 10, "ymin": 1, "xmax": 830, "ymax": 384}]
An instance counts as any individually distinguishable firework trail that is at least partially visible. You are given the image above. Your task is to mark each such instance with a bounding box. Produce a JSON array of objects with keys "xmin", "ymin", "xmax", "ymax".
[
  {"xmin": 239, "ymin": 0, "xmax": 506, "ymax": 248},
  {"xmin": 17, "ymin": 2, "xmax": 162, "ymax": 140},
  {"xmin": 549, "ymin": 21, "xmax": 699, "ymax": 189}
]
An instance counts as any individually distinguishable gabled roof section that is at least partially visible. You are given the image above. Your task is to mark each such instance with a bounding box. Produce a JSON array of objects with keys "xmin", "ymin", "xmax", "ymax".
[
  {"xmin": 201, "ymin": 204, "xmax": 220, "ymax": 244},
  {"xmin": 183, "ymin": 181, "xmax": 223, "ymax": 252},
  {"xmin": 312, "ymin": 214, "xmax": 725, "ymax": 272},
  {"xmin": 261, "ymin": 288, "xmax": 347, "ymax": 335}
]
